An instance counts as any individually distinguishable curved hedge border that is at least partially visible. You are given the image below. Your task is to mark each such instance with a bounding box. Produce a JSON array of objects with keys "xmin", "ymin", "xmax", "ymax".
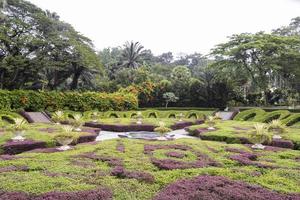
[
  {"xmin": 234, "ymin": 108, "xmax": 265, "ymax": 121},
  {"xmin": 282, "ymin": 114, "xmax": 300, "ymax": 126},
  {"xmin": 0, "ymin": 90, "xmax": 138, "ymax": 112},
  {"xmin": 253, "ymin": 110, "xmax": 291, "ymax": 123}
]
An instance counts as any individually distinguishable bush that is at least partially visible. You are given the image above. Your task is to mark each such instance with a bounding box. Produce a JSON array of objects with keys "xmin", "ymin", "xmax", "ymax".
[
  {"xmin": 0, "ymin": 90, "xmax": 138, "ymax": 112},
  {"xmin": 282, "ymin": 113, "xmax": 300, "ymax": 126},
  {"xmin": 234, "ymin": 108, "xmax": 265, "ymax": 121},
  {"xmin": 253, "ymin": 110, "xmax": 290, "ymax": 122}
]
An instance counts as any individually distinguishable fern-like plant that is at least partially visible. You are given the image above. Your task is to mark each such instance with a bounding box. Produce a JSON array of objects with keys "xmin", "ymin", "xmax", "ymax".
[
  {"xmin": 206, "ymin": 116, "xmax": 216, "ymax": 130},
  {"xmin": 54, "ymin": 125, "xmax": 76, "ymax": 151},
  {"xmin": 52, "ymin": 111, "xmax": 64, "ymax": 124},
  {"xmin": 154, "ymin": 121, "xmax": 172, "ymax": 134},
  {"xmin": 268, "ymin": 120, "xmax": 286, "ymax": 139},
  {"xmin": 72, "ymin": 114, "xmax": 83, "ymax": 131},
  {"xmin": 250, "ymin": 123, "xmax": 271, "ymax": 150}
]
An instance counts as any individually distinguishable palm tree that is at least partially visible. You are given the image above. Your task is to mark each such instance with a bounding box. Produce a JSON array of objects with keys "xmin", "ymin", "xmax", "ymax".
[{"xmin": 120, "ymin": 41, "xmax": 145, "ymax": 68}]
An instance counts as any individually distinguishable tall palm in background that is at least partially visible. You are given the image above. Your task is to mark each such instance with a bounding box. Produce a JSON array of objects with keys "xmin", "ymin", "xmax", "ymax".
[{"xmin": 121, "ymin": 41, "xmax": 145, "ymax": 68}]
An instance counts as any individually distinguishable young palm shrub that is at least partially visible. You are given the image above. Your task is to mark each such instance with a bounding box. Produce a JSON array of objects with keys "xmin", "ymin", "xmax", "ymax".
[
  {"xmin": 54, "ymin": 125, "xmax": 76, "ymax": 151},
  {"xmin": 136, "ymin": 111, "xmax": 143, "ymax": 124},
  {"xmin": 268, "ymin": 120, "xmax": 286, "ymax": 139},
  {"xmin": 250, "ymin": 123, "xmax": 271, "ymax": 150},
  {"xmin": 154, "ymin": 122, "xmax": 172, "ymax": 134},
  {"xmin": 10, "ymin": 118, "xmax": 28, "ymax": 141},
  {"xmin": 52, "ymin": 111, "xmax": 64, "ymax": 124},
  {"xmin": 91, "ymin": 111, "xmax": 99, "ymax": 123},
  {"xmin": 206, "ymin": 116, "xmax": 216, "ymax": 130},
  {"xmin": 72, "ymin": 114, "xmax": 83, "ymax": 131},
  {"xmin": 177, "ymin": 113, "xmax": 184, "ymax": 122},
  {"xmin": 214, "ymin": 112, "xmax": 222, "ymax": 121}
]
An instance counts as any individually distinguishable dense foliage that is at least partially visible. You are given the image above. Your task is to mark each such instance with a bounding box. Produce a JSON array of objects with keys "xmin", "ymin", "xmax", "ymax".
[
  {"xmin": 1, "ymin": 0, "xmax": 299, "ymax": 108},
  {"xmin": 0, "ymin": 90, "xmax": 138, "ymax": 111}
]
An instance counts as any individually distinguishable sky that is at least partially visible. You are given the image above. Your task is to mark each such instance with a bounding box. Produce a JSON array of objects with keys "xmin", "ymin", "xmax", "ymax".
[{"xmin": 27, "ymin": 0, "xmax": 300, "ymax": 55}]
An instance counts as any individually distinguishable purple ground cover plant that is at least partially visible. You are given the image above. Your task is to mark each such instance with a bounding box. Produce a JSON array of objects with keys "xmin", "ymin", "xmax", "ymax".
[
  {"xmin": 3, "ymin": 140, "xmax": 47, "ymax": 155},
  {"xmin": 154, "ymin": 175, "xmax": 300, "ymax": 200},
  {"xmin": 144, "ymin": 144, "xmax": 219, "ymax": 170},
  {"xmin": 0, "ymin": 187, "xmax": 113, "ymax": 200},
  {"xmin": 116, "ymin": 141, "xmax": 125, "ymax": 153},
  {"xmin": 111, "ymin": 166, "xmax": 154, "ymax": 183},
  {"xmin": 144, "ymin": 144, "xmax": 191, "ymax": 155},
  {"xmin": 77, "ymin": 153, "xmax": 123, "ymax": 167},
  {"xmin": 0, "ymin": 165, "xmax": 29, "ymax": 173},
  {"xmin": 165, "ymin": 151, "xmax": 185, "ymax": 158}
]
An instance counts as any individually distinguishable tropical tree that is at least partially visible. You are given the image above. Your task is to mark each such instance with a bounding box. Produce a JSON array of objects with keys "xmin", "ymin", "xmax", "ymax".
[{"xmin": 120, "ymin": 41, "xmax": 146, "ymax": 68}]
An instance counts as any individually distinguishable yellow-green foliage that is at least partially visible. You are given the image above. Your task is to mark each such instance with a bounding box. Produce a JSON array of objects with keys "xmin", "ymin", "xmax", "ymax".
[
  {"xmin": 234, "ymin": 108, "xmax": 266, "ymax": 121},
  {"xmin": 0, "ymin": 139, "xmax": 299, "ymax": 198}
]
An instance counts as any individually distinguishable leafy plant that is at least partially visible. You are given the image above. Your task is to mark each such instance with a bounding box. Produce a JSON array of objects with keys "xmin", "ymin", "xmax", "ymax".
[
  {"xmin": 206, "ymin": 116, "xmax": 216, "ymax": 130},
  {"xmin": 154, "ymin": 121, "xmax": 172, "ymax": 134},
  {"xmin": 268, "ymin": 120, "xmax": 286, "ymax": 133},
  {"xmin": 54, "ymin": 125, "xmax": 77, "ymax": 150},
  {"xmin": 72, "ymin": 114, "xmax": 83, "ymax": 130},
  {"xmin": 52, "ymin": 111, "xmax": 65, "ymax": 123},
  {"xmin": 250, "ymin": 123, "xmax": 271, "ymax": 149}
]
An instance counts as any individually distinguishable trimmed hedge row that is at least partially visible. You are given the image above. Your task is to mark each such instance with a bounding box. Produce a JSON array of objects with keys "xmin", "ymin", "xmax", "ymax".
[
  {"xmin": 282, "ymin": 114, "xmax": 300, "ymax": 126},
  {"xmin": 0, "ymin": 90, "xmax": 138, "ymax": 112},
  {"xmin": 234, "ymin": 108, "xmax": 300, "ymax": 126},
  {"xmin": 233, "ymin": 108, "xmax": 266, "ymax": 121},
  {"xmin": 252, "ymin": 110, "xmax": 291, "ymax": 123},
  {"xmin": 79, "ymin": 110, "xmax": 210, "ymax": 120}
]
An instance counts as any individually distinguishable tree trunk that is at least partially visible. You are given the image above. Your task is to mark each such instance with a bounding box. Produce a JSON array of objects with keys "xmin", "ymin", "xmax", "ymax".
[{"xmin": 70, "ymin": 71, "xmax": 81, "ymax": 90}]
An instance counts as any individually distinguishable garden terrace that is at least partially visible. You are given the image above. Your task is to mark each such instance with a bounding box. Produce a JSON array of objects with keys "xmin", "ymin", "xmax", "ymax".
[
  {"xmin": 0, "ymin": 123, "xmax": 99, "ymax": 154},
  {"xmin": 186, "ymin": 120, "xmax": 300, "ymax": 150},
  {"xmin": 0, "ymin": 139, "xmax": 299, "ymax": 199}
]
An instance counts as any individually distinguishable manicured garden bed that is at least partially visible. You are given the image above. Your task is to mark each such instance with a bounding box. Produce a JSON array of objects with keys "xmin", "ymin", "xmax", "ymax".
[
  {"xmin": 0, "ymin": 139, "xmax": 299, "ymax": 199},
  {"xmin": 186, "ymin": 120, "xmax": 300, "ymax": 150}
]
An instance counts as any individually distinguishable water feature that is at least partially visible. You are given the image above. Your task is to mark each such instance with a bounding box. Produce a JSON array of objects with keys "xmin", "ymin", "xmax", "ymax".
[{"xmin": 95, "ymin": 129, "xmax": 195, "ymax": 141}]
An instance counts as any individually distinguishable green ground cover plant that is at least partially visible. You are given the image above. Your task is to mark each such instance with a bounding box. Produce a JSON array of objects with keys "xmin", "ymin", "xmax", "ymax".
[{"xmin": 0, "ymin": 139, "xmax": 299, "ymax": 199}]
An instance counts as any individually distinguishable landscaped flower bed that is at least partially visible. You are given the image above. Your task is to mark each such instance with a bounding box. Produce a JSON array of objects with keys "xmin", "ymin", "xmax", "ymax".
[
  {"xmin": 0, "ymin": 139, "xmax": 299, "ymax": 199},
  {"xmin": 186, "ymin": 120, "xmax": 300, "ymax": 150}
]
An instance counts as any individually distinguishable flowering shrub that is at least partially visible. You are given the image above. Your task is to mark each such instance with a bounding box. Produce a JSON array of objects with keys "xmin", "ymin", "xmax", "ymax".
[{"xmin": 154, "ymin": 175, "xmax": 300, "ymax": 200}]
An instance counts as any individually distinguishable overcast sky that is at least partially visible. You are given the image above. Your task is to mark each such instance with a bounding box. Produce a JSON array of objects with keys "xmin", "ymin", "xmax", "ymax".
[{"xmin": 27, "ymin": 0, "xmax": 300, "ymax": 55}]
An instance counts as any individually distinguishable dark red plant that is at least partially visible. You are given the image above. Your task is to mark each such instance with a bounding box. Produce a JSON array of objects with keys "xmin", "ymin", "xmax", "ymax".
[{"xmin": 154, "ymin": 175, "xmax": 300, "ymax": 200}]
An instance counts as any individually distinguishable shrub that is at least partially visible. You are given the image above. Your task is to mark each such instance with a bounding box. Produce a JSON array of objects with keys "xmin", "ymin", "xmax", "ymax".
[
  {"xmin": 253, "ymin": 110, "xmax": 290, "ymax": 123},
  {"xmin": 282, "ymin": 113, "xmax": 300, "ymax": 126},
  {"xmin": 234, "ymin": 108, "xmax": 266, "ymax": 121},
  {"xmin": 0, "ymin": 90, "xmax": 138, "ymax": 112}
]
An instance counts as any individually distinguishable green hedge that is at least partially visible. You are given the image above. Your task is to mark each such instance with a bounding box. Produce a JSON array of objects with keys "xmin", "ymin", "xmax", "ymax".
[
  {"xmin": 252, "ymin": 110, "xmax": 291, "ymax": 123},
  {"xmin": 233, "ymin": 108, "xmax": 265, "ymax": 121},
  {"xmin": 282, "ymin": 114, "xmax": 300, "ymax": 126},
  {"xmin": 0, "ymin": 90, "xmax": 138, "ymax": 112}
]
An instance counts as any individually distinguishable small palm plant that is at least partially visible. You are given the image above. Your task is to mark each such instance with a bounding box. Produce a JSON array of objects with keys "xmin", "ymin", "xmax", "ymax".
[
  {"xmin": 136, "ymin": 111, "xmax": 143, "ymax": 124},
  {"xmin": 214, "ymin": 112, "xmax": 222, "ymax": 121},
  {"xmin": 268, "ymin": 120, "xmax": 286, "ymax": 139},
  {"xmin": 54, "ymin": 125, "xmax": 76, "ymax": 151},
  {"xmin": 206, "ymin": 116, "xmax": 216, "ymax": 130},
  {"xmin": 10, "ymin": 118, "xmax": 28, "ymax": 141},
  {"xmin": 91, "ymin": 111, "xmax": 99, "ymax": 123},
  {"xmin": 178, "ymin": 113, "xmax": 184, "ymax": 122},
  {"xmin": 250, "ymin": 123, "xmax": 271, "ymax": 150},
  {"xmin": 72, "ymin": 114, "xmax": 83, "ymax": 131},
  {"xmin": 52, "ymin": 111, "xmax": 64, "ymax": 124},
  {"xmin": 154, "ymin": 121, "xmax": 172, "ymax": 134}
]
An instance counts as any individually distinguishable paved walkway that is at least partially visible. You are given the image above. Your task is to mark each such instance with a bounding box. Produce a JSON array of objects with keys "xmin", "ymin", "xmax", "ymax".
[{"xmin": 96, "ymin": 129, "xmax": 195, "ymax": 141}]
